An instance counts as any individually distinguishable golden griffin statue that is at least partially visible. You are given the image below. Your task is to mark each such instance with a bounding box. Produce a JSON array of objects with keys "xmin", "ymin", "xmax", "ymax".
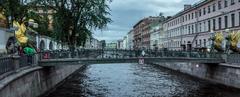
[
  {"xmin": 228, "ymin": 31, "xmax": 240, "ymax": 52},
  {"xmin": 13, "ymin": 21, "xmax": 28, "ymax": 46},
  {"xmin": 0, "ymin": 10, "xmax": 36, "ymax": 54},
  {"xmin": 213, "ymin": 32, "xmax": 224, "ymax": 52}
]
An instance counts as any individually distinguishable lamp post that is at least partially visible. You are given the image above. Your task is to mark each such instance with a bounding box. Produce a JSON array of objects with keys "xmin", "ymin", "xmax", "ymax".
[
  {"xmin": 225, "ymin": 29, "xmax": 230, "ymax": 53},
  {"xmin": 209, "ymin": 30, "xmax": 215, "ymax": 52}
]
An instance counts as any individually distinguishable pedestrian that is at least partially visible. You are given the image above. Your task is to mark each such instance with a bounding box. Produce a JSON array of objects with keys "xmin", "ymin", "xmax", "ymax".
[{"xmin": 18, "ymin": 46, "xmax": 24, "ymax": 56}]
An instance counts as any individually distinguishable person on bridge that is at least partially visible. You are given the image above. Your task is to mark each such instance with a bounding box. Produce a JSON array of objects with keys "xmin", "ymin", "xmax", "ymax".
[{"xmin": 141, "ymin": 50, "xmax": 145, "ymax": 57}]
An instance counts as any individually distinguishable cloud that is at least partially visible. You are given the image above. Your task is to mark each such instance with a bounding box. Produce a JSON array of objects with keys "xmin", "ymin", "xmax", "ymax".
[{"xmin": 94, "ymin": 0, "xmax": 201, "ymax": 42}]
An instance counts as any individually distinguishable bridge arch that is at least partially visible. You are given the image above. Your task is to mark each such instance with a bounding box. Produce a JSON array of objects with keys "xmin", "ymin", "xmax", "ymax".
[
  {"xmin": 40, "ymin": 40, "xmax": 45, "ymax": 50},
  {"xmin": 49, "ymin": 41, "xmax": 53, "ymax": 50}
]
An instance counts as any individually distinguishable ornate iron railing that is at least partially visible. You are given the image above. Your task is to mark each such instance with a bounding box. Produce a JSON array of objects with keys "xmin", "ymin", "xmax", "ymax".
[
  {"xmin": 19, "ymin": 55, "xmax": 35, "ymax": 68},
  {"xmin": 0, "ymin": 57, "xmax": 14, "ymax": 75},
  {"xmin": 226, "ymin": 54, "xmax": 240, "ymax": 63},
  {"xmin": 0, "ymin": 54, "xmax": 36, "ymax": 76},
  {"xmin": 39, "ymin": 49, "xmax": 225, "ymax": 60}
]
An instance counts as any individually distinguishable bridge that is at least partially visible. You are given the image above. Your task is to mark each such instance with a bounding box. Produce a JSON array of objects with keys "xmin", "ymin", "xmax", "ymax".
[{"xmin": 38, "ymin": 49, "xmax": 226, "ymax": 66}]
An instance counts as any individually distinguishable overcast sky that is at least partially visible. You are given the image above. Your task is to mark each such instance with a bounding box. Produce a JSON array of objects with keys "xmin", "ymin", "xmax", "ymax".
[{"xmin": 93, "ymin": 0, "xmax": 201, "ymax": 43}]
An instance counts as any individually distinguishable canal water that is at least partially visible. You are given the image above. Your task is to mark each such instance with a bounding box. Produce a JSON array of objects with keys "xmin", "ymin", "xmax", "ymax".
[{"xmin": 43, "ymin": 63, "xmax": 240, "ymax": 97}]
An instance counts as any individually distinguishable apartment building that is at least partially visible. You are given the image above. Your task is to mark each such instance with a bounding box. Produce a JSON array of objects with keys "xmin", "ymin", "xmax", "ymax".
[
  {"xmin": 127, "ymin": 30, "xmax": 134, "ymax": 49},
  {"xmin": 150, "ymin": 16, "xmax": 165, "ymax": 50},
  {"xmin": 85, "ymin": 38, "xmax": 101, "ymax": 49},
  {"xmin": 163, "ymin": 0, "xmax": 240, "ymax": 51},
  {"xmin": 133, "ymin": 16, "xmax": 162, "ymax": 49}
]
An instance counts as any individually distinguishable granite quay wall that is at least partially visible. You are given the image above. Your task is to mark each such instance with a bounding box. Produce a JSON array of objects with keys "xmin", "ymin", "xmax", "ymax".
[
  {"xmin": 0, "ymin": 65, "xmax": 84, "ymax": 97},
  {"xmin": 151, "ymin": 62, "xmax": 240, "ymax": 89}
]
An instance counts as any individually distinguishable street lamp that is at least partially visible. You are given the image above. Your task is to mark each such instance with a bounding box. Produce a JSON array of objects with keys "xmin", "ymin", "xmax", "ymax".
[{"xmin": 208, "ymin": 30, "xmax": 215, "ymax": 52}]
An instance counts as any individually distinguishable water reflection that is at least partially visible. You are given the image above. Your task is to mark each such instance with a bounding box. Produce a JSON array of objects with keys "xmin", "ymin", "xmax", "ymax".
[{"xmin": 43, "ymin": 63, "xmax": 240, "ymax": 97}]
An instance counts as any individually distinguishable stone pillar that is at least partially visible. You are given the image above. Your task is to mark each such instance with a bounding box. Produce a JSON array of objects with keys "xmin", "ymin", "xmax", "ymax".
[
  {"xmin": 221, "ymin": 54, "xmax": 227, "ymax": 62},
  {"xmin": 12, "ymin": 56, "xmax": 20, "ymax": 72},
  {"xmin": 34, "ymin": 54, "xmax": 39, "ymax": 66}
]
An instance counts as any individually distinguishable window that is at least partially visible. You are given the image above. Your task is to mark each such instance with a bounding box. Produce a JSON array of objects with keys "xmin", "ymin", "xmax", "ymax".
[
  {"xmin": 208, "ymin": 20, "xmax": 211, "ymax": 31},
  {"xmin": 185, "ymin": 26, "xmax": 188, "ymax": 34},
  {"xmin": 213, "ymin": 3, "xmax": 216, "ymax": 12},
  {"xmin": 199, "ymin": 23, "xmax": 202, "ymax": 32},
  {"xmin": 225, "ymin": 16, "xmax": 228, "ymax": 28},
  {"xmin": 192, "ymin": 13, "xmax": 194, "ymax": 19},
  {"xmin": 182, "ymin": 16, "xmax": 184, "ymax": 22},
  {"xmin": 192, "ymin": 25, "xmax": 194, "ymax": 33},
  {"xmin": 213, "ymin": 19, "xmax": 216, "ymax": 30},
  {"xmin": 199, "ymin": 9, "xmax": 202, "ymax": 17},
  {"xmin": 218, "ymin": 17, "xmax": 222, "ymax": 29},
  {"xmin": 203, "ymin": 21, "xmax": 206, "ymax": 31},
  {"xmin": 218, "ymin": 1, "xmax": 222, "ymax": 10},
  {"xmin": 188, "ymin": 14, "xmax": 191, "ymax": 20},
  {"xmin": 195, "ymin": 11, "xmax": 198, "ymax": 18},
  {"xmin": 231, "ymin": 0, "xmax": 235, "ymax": 5},
  {"xmin": 203, "ymin": 8, "xmax": 206, "ymax": 15},
  {"xmin": 231, "ymin": 13, "xmax": 235, "ymax": 27},
  {"xmin": 188, "ymin": 26, "xmax": 191, "ymax": 34},
  {"xmin": 208, "ymin": 6, "xmax": 211, "ymax": 13},
  {"xmin": 199, "ymin": 39, "xmax": 202, "ymax": 47},
  {"xmin": 203, "ymin": 39, "xmax": 206, "ymax": 47},
  {"xmin": 225, "ymin": 0, "xmax": 228, "ymax": 7},
  {"xmin": 195, "ymin": 40, "xmax": 198, "ymax": 47}
]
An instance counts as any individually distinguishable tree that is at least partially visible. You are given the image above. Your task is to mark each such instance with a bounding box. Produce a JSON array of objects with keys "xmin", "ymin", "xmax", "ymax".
[
  {"xmin": 0, "ymin": 0, "xmax": 51, "ymax": 54},
  {"xmin": 36, "ymin": 0, "xmax": 112, "ymax": 50},
  {"xmin": 0, "ymin": 0, "xmax": 50, "ymax": 35}
]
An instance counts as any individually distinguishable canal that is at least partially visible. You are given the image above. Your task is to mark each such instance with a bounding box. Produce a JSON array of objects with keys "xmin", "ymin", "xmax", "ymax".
[{"xmin": 43, "ymin": 63, "xmax": 240, "ymax": 97}]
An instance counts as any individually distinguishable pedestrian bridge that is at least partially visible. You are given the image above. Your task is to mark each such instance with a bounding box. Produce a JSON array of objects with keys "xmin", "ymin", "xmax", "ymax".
[{"xmin": 38, "ymin": 49, "xmax": 226, "ymax": 66}]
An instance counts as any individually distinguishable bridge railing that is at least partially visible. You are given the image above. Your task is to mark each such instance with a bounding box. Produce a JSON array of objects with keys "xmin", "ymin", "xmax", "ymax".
[
  {"xmin": 19, "ymin": 54, "xmax": 37, "ymax": 68},
  {"xmin": 0, "ymin": 54, "xmax": 37, "ymax": 78},
  {"xmin": 226, "ymin": 54, "xmax": 240, "ymax": 63},
  {"xmin": 0, "ymin": 57, "xmax": 14, "ymax": 75},
  {"xmin": 38, "ymin": 49, "xmax": 224, "ymax": 60}
]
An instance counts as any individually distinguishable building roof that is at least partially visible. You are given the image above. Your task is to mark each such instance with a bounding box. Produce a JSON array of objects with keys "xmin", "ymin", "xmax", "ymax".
[
  {"xmin": 133, "ymin": 16, "xmax": 162, "ymax": 28},
  {"xmin": 163, "ymin": 0, "xmax": 213, "ymax": 23}
]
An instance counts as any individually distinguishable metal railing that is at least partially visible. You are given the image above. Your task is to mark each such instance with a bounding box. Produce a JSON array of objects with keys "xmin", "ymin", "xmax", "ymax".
[
  {"xmin": 19, "ymin": 55, "xmax": 35, "ymax": 68},
  {"xmin": 226, "ymin": 54, "xmax": 240, "ymax": 63},
  {"xmin": 39, "ymin": 49, "xmax": 225, "ymax": 60},
  {"xmin": 0, "ymin": 57, "xmax": 14, "ymax": 75},
  {"xmin": 0, "ymin": 54, "xmax": 36, "ymax": 76}
]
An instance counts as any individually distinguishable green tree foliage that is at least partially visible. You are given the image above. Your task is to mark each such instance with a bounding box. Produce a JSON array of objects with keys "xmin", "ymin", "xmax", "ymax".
[
  {"xmin": 0, "ymin": 0, "xmax": 50, "ymax": 36},
  {"xmin": 36, "ymin": 0, "xmax": 112, "ymax": 48}
]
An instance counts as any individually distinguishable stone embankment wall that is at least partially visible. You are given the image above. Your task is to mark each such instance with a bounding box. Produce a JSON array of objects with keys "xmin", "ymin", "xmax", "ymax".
[
  {"xmin": 0, "ymin": 65, "xmax": 84, "ymax": 97},
  {"xmin": 152, "ymin": 62, "xmax": 240, "ymax": 89}
]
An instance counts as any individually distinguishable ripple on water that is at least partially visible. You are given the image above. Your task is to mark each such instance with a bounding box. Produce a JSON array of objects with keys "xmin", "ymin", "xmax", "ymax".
[{"xmin": 43, "ymin": 63, "xmax": 240, "ymax": 97}]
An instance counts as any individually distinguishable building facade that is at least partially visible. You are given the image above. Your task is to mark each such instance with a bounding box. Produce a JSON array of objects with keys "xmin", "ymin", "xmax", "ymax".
[
  {"xmin": 99, "ymin": 40, "xmax": 106, "ymax": 49},
  {"xmin": 122, "ymin": 36, "xmax": 128, "ymax": 49},
  {"xmin": 127, "ymin": 30, "xmax": 134, "ymax": 49},
  {"xmin": 163, "ymin": 0, "xmax": 240, "ymax": 51},
  {"xmin": 117, "ymin": 39, "xmax": 123, "ymax": 49},
  {"xmin": 85, "ymin": 38, "xmax": 101, "ymax": 49},
  {"xmin": 150, "ymin": 23, "xmax": 160, "ymax": 50},
  {"xmin": 133, "ymin": 16, "xmax": 163, "ymax": 49},
  {"xmin": 150, "ymin": 16, "xmax": 165, "ymax": 50},
  {"xmin": 106, "ymin": 42, "xmax": 117, "ymax": 49}
]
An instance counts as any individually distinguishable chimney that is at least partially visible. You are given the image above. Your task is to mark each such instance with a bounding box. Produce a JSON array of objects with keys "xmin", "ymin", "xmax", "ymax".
[{"xmin": 184, "ymin": 4, "xmax": 191, "ymax": 10}]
